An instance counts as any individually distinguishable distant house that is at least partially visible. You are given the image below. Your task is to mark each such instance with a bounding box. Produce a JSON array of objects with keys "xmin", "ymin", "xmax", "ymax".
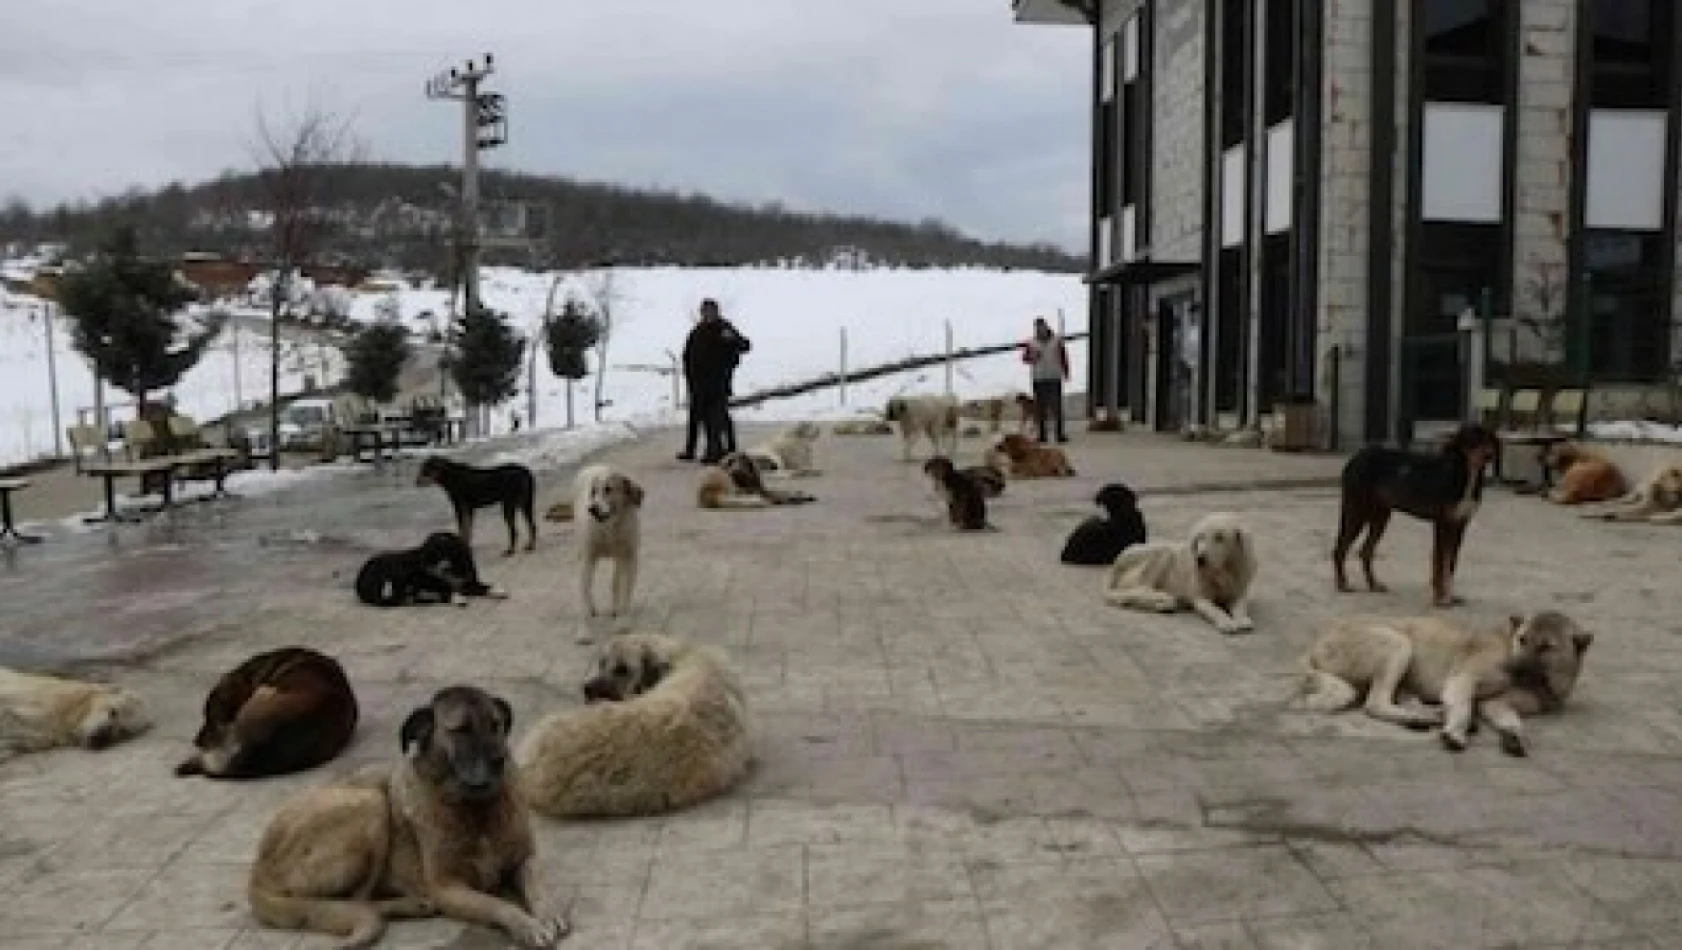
[{"xmin": 1013, "ymin": 0, "xmax": 1682, "ymax": 445}]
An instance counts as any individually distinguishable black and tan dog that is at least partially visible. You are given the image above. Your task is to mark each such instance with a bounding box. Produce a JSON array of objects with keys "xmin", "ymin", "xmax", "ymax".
[
  {"xmin": 415, "ymin": 455, "xmax": 538, "ymax": 556},
  {"xmin": 922, "ymin": 456, "xmax": 994, "ymax": 531},
  {"xmin": 354, "ymin": 531, "xmax": 504, "ymax": 608},
  {"xmin": 248, "ymin": 685, "xmax": 567, "ymax": 948},
  {"xmin": 1061, "ymin": 482, "xmax": 1147, "ymax": 565},
  {"xmin": 176, "ymin": 647, "xmax": 359, "ymax": 780},
  {"xmin": 1332, "ymin": 423, "xmax": 1501, "ymax": 607},
  {"xmin": 697, "ymin": 452, "xmax": 816, "ymax": 508}
]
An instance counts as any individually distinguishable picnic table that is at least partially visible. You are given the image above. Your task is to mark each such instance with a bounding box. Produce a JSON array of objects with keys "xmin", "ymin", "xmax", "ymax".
[
  {"xmin": 339, "ymin": 423, "xmax": 408, "ymax": 464},
  {"xmin": 81, "ymin": 448, "xmax": 240, "ymax": 525},
  {"xmin": 0, "ymin": 477, "xmax": 42, "ymax": 544}
]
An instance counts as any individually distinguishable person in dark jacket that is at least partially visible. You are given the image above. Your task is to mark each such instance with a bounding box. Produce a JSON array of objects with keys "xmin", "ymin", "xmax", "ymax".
[{"xmin": 678, "ymin": 299, "xmax": 751, "ymax": 463}]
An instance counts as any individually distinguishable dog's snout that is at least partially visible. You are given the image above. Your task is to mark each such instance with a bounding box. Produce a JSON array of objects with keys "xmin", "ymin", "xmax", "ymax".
[
  {"xmin": 588, "ymin": 504, "xmax": 612, "ymax": 522},
  {"xmin": 582, "ymin": 678, "xmax": 619, "ymax": 703},
  {"xmin": 84, "ymin": 727, "xmax": 115, "ymax": 751}
]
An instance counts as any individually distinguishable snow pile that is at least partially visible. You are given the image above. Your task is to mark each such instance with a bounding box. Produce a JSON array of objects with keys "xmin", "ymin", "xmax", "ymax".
[{"xmin": 1586, "ymin": 420, "xmax": 1682, "ymax": 445}]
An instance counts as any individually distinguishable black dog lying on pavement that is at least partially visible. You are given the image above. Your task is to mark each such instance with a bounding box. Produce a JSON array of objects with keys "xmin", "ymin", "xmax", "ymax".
[
  {"xmin": 354, "ymin": 531, "xmax": 506, "ymax": 607},
  {"xmin": 1060, "ymin": 482, "xmax": 1147, "ymax": 565},
  {"xmin": 415, "ymin": 455, "xmax": 538, "ymax": 556}
]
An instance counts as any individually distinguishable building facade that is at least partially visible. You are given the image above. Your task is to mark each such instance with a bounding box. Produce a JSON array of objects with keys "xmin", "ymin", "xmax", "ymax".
[{"xmin": 1014, "ymin": 0, "xmax": 1682, "ymax": 446}]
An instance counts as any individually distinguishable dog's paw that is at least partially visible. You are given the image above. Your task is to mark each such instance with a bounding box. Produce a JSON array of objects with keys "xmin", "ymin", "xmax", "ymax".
[
  {"xmin": 1498, "ymin": 732, "xmax": 1528, "ymax": 758},
  {"xmin": 1439, "ymin": 731, "xmax": 1469, "ymax": 753},
  {"xmin": 452, "ymin": 594, "xmax": 470, "ymax": 608},
  {"xmin": 172, "ymin": 757, "xmax": 202, "ymax": 777},
  {"xmin": 486, "ymin": 587, "xmax": 510, "ymax": 600},
  {"xmin": 511, "ymin": 913, "xmax": 571, "ymax": 948},
  {"xmin": 1230, "ymin": 616, "xmax": 1256, "ymax": 633}
]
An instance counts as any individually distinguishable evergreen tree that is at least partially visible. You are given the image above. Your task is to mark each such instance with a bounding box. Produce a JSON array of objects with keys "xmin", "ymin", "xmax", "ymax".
[
  {"xmin": 54, "ymin": 226, "xmax": 220, "ymax": 410},
  {"xmin": 544, "ymin": 296, "xmax": 600, "ymax": 380},
  {"xmin": 343, "ymin": 321, "xmax": 412, "ymax": 403},
  {"xmin": 450, "ymin": 305, "xmax": 524, "ymax": 411}
]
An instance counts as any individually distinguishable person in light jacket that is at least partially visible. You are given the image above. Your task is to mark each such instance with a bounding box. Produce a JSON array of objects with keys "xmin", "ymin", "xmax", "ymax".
[{"xmin": 1021, "ymin": 316, "xmax": 1070, "ymax": 444}]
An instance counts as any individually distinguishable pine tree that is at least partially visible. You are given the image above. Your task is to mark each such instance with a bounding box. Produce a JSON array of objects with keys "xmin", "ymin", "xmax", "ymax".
[
  {"xmin": 54, "ymin": 226, "xmax": 221, "ymax": 410},
  {"xmin": 344, "ymin": 321, "xmax": 412, "ymax": 403},
  {"xmin": 544, "ymin": 296, "xmax": 601, "ymax": 428},
  {"xmin": 450, "ymin": 305, "xmax": 525, "ymax": 415}
]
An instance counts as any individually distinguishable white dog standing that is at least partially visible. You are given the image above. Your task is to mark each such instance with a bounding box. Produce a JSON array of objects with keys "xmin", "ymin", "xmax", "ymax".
[
  {"xmin": 1104, "ymin": 511, "xmax": 1257, "ymax": 634},
  {"xmin": 574, "ymin": 464, "xmax": 644, "ymax": 636},
  {"xmin": 884, "ymin": 394, "xmax": 960, "ymax": 462}
]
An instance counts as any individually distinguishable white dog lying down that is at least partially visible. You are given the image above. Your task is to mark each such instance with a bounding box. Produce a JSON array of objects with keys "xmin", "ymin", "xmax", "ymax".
[
  {"xmin": 746, "ymin": 421, "xmax": 822, "ymax": 477},
  {"xmin": 573, "ymin": 464, "xmax": 644, "ymax": 621},
  {"xmin": 1104, "ymin": 512, "xmax": 1257, "ymax": 635},
  {"xmin": 884, "ymin": 394, "xmax": 960, "ymax": 462},
  {"xmin": 0, "ymin": 666, "xmax": 152, "ymax": 756},
  {"xmin": 516, "ymin": 634, "xmax": 751, "ymax": 818},
  {"xmin": 1295, "ymin": 611, "xmax": 1593, "ymax": 756}
]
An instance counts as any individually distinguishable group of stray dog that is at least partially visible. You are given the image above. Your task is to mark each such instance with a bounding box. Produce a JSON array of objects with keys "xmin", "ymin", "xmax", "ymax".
[{"xmin": 3, "ymin": 391, "xmax": 1682, "ymax": 947}]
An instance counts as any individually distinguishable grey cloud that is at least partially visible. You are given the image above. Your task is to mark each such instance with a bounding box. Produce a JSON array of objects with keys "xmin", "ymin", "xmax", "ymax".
[{"xmin": 0, "ymin": 0, "xmax": 1090, "ymax": 249}]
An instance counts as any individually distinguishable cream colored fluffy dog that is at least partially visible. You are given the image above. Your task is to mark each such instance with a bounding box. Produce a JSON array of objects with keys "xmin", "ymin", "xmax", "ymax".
[
  {"xmin": 747, "ymin": 421, "xmax": 822, "ymax": 476},
  {"xmin": 884, "ymin": 394, "xmax": 960, "ymax": 461},
  {"xmin": 0, "ymin": 666, "xmax": 151, "ymax": 756},
  {"xmin": 515, "ymin": 634, "xmax": 751, "ymax": 818},
  {"xmin": 1103, "ymin": 512, "xmax": 1257, "ymax": 635},
  {"xmin": 574, "ymin": 464, "xmax": 643, "ymax": 620}
]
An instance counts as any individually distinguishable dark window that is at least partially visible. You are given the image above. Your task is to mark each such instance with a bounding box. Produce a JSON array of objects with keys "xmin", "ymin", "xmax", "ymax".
[
  {"xmin": 1421, "ymin": 0, "xmax": 1510, "ymax": 103},
  {"xmin": 1096, "ymin": 40, "xmax": 1117, "ymax": 216},
  {"xmin": 1258, "ymin": 233, "xmax": 1291, "ymax": 411},
  {"xmin": 1412, "ymin": 221, "xmax": 1503, "ymax": 335},
  {"xmin": 1589, "ymin": 0, "xmax": 1673, "ymax": 108},
  {"xmin": 1263, "ymin": 0, "xmax": 1296, "ymax": 127},
  {"xmin": 1216, "ymin": 248, "xmax": 1244, "ymax": 411},
  {"xmin": 1219, "ymin": 0, "xmax": 1249, "ymax": 148},
  {"xmin": 1581, "ymin": 231, "xmax": 1670, "ymax": 382},
  {"xmin": 1121, "ymin": 80, "xmax": 1141, "ymax": 208}
]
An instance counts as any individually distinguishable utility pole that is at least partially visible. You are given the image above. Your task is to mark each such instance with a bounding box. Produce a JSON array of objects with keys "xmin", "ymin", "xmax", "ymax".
[
  {"xmin": 425, "ymin": 53, "xmax": 507, "ymax": 319},
  {"xmin": 40, "ymin": 302, "xmax": 62, "ymax": 457}
]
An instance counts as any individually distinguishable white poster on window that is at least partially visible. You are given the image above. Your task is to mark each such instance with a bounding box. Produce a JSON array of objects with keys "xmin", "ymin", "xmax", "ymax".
[
  {"xmin": 1421, "ymin": 103, "xmax": 1505, "ymax": 224},
  {"xmin": 1586, "ymin": 109, "xmax": 1667, "ymax": 232}
]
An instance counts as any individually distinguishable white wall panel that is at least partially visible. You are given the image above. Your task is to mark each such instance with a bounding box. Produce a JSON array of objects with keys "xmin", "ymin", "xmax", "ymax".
[
  {"xmin": 1265, "ymin": 119, "xmax": 1294, "ymax": 235},
  {"xmin": 1421, "ymin": 103, "xmax": 1504, "ymax": 223},
  {"xmin": 1221, "ymin": 145, "xmax": 1246, "ymax": 248},
  {"xmin": 1098, "ymin": 216, "xmax": 1114, "ymax": 266},
  {"xmin": 1586, "ymin": 109, "xmax": 1668, "ymax": 232},
  {"xmin": 1122, "ymin": 15, "xmax": 1140, "ymax": 82},
  {"xmin": 1121, "ymin": 205, "xmax": 1137, "ymax": 262}
]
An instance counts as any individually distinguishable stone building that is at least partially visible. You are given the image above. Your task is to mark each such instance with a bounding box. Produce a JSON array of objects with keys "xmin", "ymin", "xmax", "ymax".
[{"xmin": 1013, "ymin": 0, "xmax": 1681, "ymax": 445}]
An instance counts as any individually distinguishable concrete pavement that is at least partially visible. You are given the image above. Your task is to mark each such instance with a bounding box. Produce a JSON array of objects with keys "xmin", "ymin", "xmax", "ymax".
[{"xmin": 1, "ymin": 425, "xmax": 1680, "ymax": 948}]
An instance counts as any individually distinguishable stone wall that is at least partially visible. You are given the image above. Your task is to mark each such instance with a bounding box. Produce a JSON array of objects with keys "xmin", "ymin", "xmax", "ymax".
[
  {"xmin": 1150, "ymin": 0, "xmax": 1205, "ymax": 261},
  {"xmin": 1511, "ymin": 0, "xmax": 1577, "ymax": 362}
]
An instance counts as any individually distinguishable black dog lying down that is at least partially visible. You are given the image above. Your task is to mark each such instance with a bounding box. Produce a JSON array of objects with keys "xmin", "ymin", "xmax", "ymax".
[
  {"xmin": 354, "ymin": 531, "xmax": 506, "ymax": 607},
  {"xmin": 1060, "ymin": 482, "xmax": 1147, "ymax": 565}
]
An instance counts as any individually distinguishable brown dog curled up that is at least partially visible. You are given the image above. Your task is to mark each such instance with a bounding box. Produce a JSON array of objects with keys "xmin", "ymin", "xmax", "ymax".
[
  {"xmin": 923, "ymin": 456, "xmax": 995, "ymax": 531},
  {"xmin": 994, "ymin": 433, "xmax": 1076, "ymax": 478},
  {"xmin": 176, "ymin": 646, "xmax": 358, "ymax": 780}
]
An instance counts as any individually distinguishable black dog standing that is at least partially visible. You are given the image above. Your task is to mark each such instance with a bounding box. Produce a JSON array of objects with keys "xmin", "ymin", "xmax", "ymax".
[
  {"xmin": 1060, "ymin": 482, "xmax": 1147, "ymax": 565},
  {"xmin": 1332, "ymin": 423, "xmax": 1501, "ymax": 607},
  {"xmin": 356, "ymin": 531, "xmax": 504, "ymax": 607},
  {"xmin": 415, "ymin": 455, "xmax": 538, "ymax": 556}
]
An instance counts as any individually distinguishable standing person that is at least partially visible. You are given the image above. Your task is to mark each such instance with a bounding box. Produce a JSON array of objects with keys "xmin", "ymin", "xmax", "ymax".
[
  {"xmin": 1022, "ymin": 316, "xmax": 1070, "ymax": 444},
  {"xmin": 678, "ymin": 299, "xmax": 751, "ymax": 464}
]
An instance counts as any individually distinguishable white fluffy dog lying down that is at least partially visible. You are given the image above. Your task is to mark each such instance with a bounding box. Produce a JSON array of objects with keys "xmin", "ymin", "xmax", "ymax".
[
  {"xmin": 747, "ymin": 421, "xmax": 822, "ymax": 476},
  {"xmin": 0, "ymin": 666, "xmax": 152, "ymax": 756},
  {"xmin": 515, "ymin": 634, "xmax": 751, "ymax": 818},
  {"xmin": 1103, "ymin": 511, "xmax": 1257, "ymax": 635}
]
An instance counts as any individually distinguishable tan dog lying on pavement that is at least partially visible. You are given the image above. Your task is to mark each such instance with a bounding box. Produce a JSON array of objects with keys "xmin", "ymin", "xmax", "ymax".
[
  {"xmin": 0, "ymin": 666, "xmax": 151, "ymax": 757},
  {"xmin": 746, "ymin": 421, "xmax": 823, "ymax": 477},
  {"xmin": 1543, "ymin": 442, "xmax": 1625, "ymax": 505},
  {"xmin": 994, "ymin": 433, "xmax": 1076, "ymax": 478},
  {"xmin": 697, "ymin": 452, "xmax": 815, "ymax": 509},
  {"xmin": 1580, "ymin": 457, "xmax": 1682, "ymax": 523},
  {"xmin": 1104, "ymin": 512, "xmax": 1256, "ymax": 635},
  {"xmin": 516, "ymin": 633, "xmax": 751, "ymax": 818},
  {"xmin": 1295, "ymin": 611, "xmax": 1592, "ymax": 756},
  {"xmin": 248, "ymin": 686, "xmax": 567, "ymax": 949}
]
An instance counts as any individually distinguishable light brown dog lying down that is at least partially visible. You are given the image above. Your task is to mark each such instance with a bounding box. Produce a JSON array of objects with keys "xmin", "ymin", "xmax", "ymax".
[
  {"xmin": 1580, "ymin": 456, "xmax": 1682, "ymax": 523},
  {"xmin": 0, "ymin": 666, "xmax": 151, "ymax": 756},
  {"xmin": 1543, "ymin": 442, "xmax": 1625, "ymax": 504},
  {"xmin": 994, "ymin": 433, "xmax": 1076, "ymax": 478},
  {"xmin": 515, "ymin": 634, "xmax": 751, "ymax": 818}
]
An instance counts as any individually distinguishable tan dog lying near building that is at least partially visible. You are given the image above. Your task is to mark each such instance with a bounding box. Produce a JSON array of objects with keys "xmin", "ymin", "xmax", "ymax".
[
  {"xmin": 1104, "ymin": 512, "xmax": 1257, "ymax": 635},
  {"xmin": 1580, "ymin": 457, "xmax": 1682, "ymax": 523},
  {"xmin": 247, "ymin": 686, "xmax": 567, "ymax": 948},
  {"xmin": 1543, "ymin": 442, "xmax": 1626, "ymax": 504},
  {"xmin": 1295, "ymin": 611, "xmax": 1592, "ymax": 756},
  {"xmin": 516, "ymin": 634, "xmax": 751, "ymax": 818},
  {"xmin": 746, "ymin": 421, "xmax": 822, "ymax": 476},
  {"xmin": 697, "ymin": 453, "xmax": 815, "ymax": 509},
  {"xmin": 176, "ymin": 646, "xmax": 359, "ymax": 780},
  {"xmin": 994, "ymin": 433, "xmax": 1076, "ymax": 478},
  {"xmin": 0, "ymin": 666, "xmax": 151, "ymax": 757}
]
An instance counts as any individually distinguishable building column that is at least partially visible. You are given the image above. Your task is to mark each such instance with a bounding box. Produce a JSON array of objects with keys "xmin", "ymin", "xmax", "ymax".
[{"xmin": 1512, "ymin": 0, "xmax": 1577, "ymax": 363}]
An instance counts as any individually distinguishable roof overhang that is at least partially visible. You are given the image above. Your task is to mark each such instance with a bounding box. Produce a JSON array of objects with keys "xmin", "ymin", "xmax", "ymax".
[
  {"xmin": 1084, "ymin": 258, "xmax": 1202, "ymax": 288},
  {"xmin": 1012, "ymin": 0, "xmax": 1095, "ymax": 26}
]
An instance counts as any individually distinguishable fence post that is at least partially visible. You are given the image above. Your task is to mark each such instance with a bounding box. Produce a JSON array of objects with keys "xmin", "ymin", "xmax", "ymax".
[
  {"xmin": 943, "ymin": 320, "xmax": 954, "ymax": 396},
  {"xmin": 839, "ymin": 327, "xmax": 849, "ymax": 406}
]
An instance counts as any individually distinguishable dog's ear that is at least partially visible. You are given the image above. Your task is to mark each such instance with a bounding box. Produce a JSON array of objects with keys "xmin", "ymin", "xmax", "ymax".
[
  {"xmin": 637, "ymin": 647, "xmax": 669, "ymax": 692},
  {"xmin": 1572, "ymin": 631, "xmax": 1594, "ymax": 656},
  {"xmin": 622, "ymin": 477, "xmax": 645, "ymax": 508},
  {"xmin": 491, "ymin": 695, "xmax": 514, "ymax": 735},
  {"xmin": 399, "ymin": 707, "xmax": 435, "ymax": 758},
  {"xmin": 1508, "ymin": 614, "xmax": 1526, "ymax": 633}
]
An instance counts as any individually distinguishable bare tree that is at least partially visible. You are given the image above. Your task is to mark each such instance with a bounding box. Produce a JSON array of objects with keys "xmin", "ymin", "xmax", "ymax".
[
  {"xmin": 1514, "ymin": 262, "xmax": 1568, "ymax": 364},
  {"xmin": 585, "ymin": 267, "xmax": 622, "ymax": 423},
  {"xmin": 250, "ymin": 99, "xmax": 361, "ymax": 468}
]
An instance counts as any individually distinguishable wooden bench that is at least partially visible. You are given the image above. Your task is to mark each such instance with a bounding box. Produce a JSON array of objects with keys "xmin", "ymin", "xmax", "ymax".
[
  {"xmin": 79, "ymin": 444, "xmax": 241, "ymax": 525},
  {"xmin": 1493, "ymin": 388, "xmax": 1585, "ymax": 490},
  {"xmin": 0, "ymin": 477, "xmax": 42, "ymax": 544}
]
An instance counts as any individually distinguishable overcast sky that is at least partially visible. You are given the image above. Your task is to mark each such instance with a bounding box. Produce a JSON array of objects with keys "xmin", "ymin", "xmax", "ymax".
[{"xmin": 0, "ymin": 1, "xmax": 1091, "ymax": 250}]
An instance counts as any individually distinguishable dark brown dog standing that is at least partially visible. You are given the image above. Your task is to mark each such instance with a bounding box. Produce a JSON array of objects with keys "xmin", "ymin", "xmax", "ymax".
[
  {"xmin": 176, "ymin": 646, "xmax": 359, "ymax": 780},
  {"xmin": 415, "ymin": 455, "xmax": 538, "ymax": 556},
  {"xmin": 1332, "ymin": 423, "xmax": 1501, "ymax": 607}
]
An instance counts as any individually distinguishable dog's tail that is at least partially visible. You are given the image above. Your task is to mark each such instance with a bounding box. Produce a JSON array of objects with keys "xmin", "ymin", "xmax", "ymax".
[
  {"xmin": 248, "ymin": 882, "xmax": 386, "ymax": 947},
  {"xmin": 702, "ymin": 494, "xmax": 773, "ymax": 510}
]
